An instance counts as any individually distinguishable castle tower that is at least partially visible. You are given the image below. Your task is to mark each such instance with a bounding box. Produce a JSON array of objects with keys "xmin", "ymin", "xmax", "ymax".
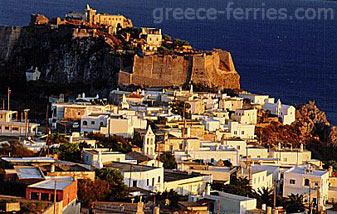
[
  {"xmin": 143, "ymin": 126, "xmax": 155, "ymax": 157},
  {"xmin": 85, "ymin": 4, "xmax": 97, "ymax": 25}
]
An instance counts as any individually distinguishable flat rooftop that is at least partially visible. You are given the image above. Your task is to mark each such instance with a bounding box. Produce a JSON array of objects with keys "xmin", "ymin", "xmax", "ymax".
[
  {"xmin": 286, "ymin": 166, "xmax": 328, "ymax": 176},
  {"xmin": 164, "ymin": 170, "xmax": 203, "ymax": 182},
  {"xmin": 14, "ymin": 166, "xmax": 45, "ymax": 179},
  {"xmin": 2, "ymin": 157, "xmax": 55, "ymax": 163},
  {"xmin": 209, "ymin": 191, "xmax": 255, "ymax": 202},
  {"xmin": 28, "ymin": 179, "xmax": 74, "ymax": 190},
  {"xmin": 104, "ymin": 162, "xmax": 157, "ymax": 172}
]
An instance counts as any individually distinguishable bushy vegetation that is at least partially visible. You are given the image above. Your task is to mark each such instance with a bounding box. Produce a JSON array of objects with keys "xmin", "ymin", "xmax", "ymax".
[
  {"xmin": 78, "ymin": 179, "xmax": 111, "ymax": 207},
  {"xmin": 96, "ymin": 168, "xmax": 129, "ymax": 200},
  {"xmin": 88, "ymin": 133, "xmax": 132, "ymax": 153},
  {"xmin": 159, "ymin": 152, "xmax": 177, "ymax": 169}
]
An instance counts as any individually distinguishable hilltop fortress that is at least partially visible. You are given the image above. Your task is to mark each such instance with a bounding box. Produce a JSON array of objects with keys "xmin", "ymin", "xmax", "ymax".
[{"xmin": 0, "ymin": 5, "xmax": 240, "ymax": 90}]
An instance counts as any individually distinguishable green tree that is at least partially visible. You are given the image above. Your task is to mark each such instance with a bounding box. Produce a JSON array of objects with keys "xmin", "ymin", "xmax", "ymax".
[
  {"xmin": 47, "ymin": 133, "xmax": 68, "ymax": 145},
  {"xmin": 58, "ymin": 142, "xmax": 81, "ymax": 161},
  {"xmin": 212, "ymin": 177, "xmax": 254, "ymax": 198},
  {"xmin": 159, "ymin": 152, "xmax": 177, "ymax": 169},
  {"xmin": 88, "ymin": 133, "xmax": 132, "ymax": 153},
  {"xmin": 256, "ymin": 187, "xmax": 273, "ymax": 207},
  {"xmin": 78, "ymin": 179, "xmax": 111, "ymax": 207},
  {"xmin": 284, "ymin": 194, "xmax": 305, "ymax": 213},
  {"xmin": 170, "ymin": 102, "xmax": 191, "ymax": 119},
  {"xmin": 96, "ymin": 168, "xmax": 128, "ymax": 200},
  {"xmin": 324, "ymin": 160, "xmax": 337, "ymax": 171},
  {"xmin": 155, "ymin": 190, "xmax": 180, "ymax": 208}
]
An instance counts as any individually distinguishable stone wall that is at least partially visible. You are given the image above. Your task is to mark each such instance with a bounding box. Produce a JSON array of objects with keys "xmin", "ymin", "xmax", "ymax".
[{"xmin": 119, "ymin": 50, "xmax": 240, "ymax": 89}]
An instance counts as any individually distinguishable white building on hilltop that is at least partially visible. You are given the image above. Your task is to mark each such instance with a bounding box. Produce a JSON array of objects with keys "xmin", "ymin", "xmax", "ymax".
[{"xmin": 263, "ymin": 99, "xmax": 296, "ymax": 125}]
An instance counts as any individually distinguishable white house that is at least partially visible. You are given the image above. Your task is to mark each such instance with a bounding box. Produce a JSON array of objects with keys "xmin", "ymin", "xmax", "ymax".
[
  {"xmin": 204, "ymin": 191, "xmax": 258, "ymax": 214},
  {"xmin": 0, "ymin": 110, "xmax": 39, "ymax": 136},
  {"xmin": 246, "ymin": 146, "xmax": 269, "ymax": 159},
  {"xmin": 222, "ymin": 138, "xmax": 247, "ymax": 158},
  {"xmin": 269, "ymin": 144, "xmax": 312, "ymax": 166},
  {"xmin": 238, "ymin": 92, "xmax": 274, "ymax": 105},
  {"xmin": 283, "ymin": 165, "xmax": 329, "ymax": 211},
  {"xmin": 81, "ymin": 114, "xmax": 109, "ymax": 135},
  {"xmin": 203, "ymin": 119, "xmax": 221, "ymax": 132},
  {"xmin": 105, "ymin": 162, "xmax": 164, "ymax": 192},
  {"xmin": 82, "ymin": 148, "xmax": 137, "ymax": 167},
  {"xmin": 229, "ymin": 121, "xmax": 255, "ymax": 140},
  {"xmin": 232, "ymin": 108, "xmax": 257, "ymax": 125},
  {"xmin": 262, "ymin": 99, "xmax": 296, "ymax": 125},
  {"xmin": 25, "ymin": 66, "xmax": 41, "ymax": 81},
  {"xmin": 188, "ymin": 146, "xmax": 239, "ymax": 166},
  {"xmin": 164, "ymin": 171, "xmax": 211, "ymax": 196},
  {"xmin": 239, "ymin": 166, "xmax": 273, "ymax": 191}
]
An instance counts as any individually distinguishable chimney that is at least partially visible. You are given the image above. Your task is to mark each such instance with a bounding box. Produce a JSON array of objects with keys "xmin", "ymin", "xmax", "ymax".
[
  {"xmin": 329, "ymin": 166, "xmax": 333, "ymax": 176},
  {"xmin": 278, "ymin": 143, "xmax": 281, "ymax": 150},
  {"xmin": 187, "ymin": 127, "xmax": 191, "ymax": 138},
  {"xmin": 267, "ymin": 207, "xmax": 272, "ymax": 214},
  {"xmin": 153, "ymin": 207, "xmax": 160, "ymax": 214},
  {"xmin": 51, "ymin": 163, "xmax": 55, "ymax": 173},
  {"xmin": 206, "ymin": 183, "xmax": 211, "ymax": 195},
  {"xmin": 300, "ymin": 143, "xmax": 304, "ymax": 152},
  {"xmin": 136, "ymin": 202, "xmax": 144, "ymax": 214}
]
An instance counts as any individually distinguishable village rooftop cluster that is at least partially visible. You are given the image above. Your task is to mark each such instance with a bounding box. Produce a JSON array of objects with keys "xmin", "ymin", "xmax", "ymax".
[
  {"xmin": 1, "ymin": 84, "xmax": 337, "ymax": 214},
  {"xmin": 0, "ymin": 4, "xmax": 337, "ymax": 214}
]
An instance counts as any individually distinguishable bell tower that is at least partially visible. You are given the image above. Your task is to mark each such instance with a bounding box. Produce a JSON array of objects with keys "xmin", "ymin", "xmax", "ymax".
[{"xmin": 143, "ymin": 126, "xmax": 155, "ymax": 157}]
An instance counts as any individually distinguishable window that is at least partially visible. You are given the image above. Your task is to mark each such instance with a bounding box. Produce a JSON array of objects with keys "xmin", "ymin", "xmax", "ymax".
[
  {"xmin": 83, "ymin": 121, "xmax": 87, "ymax": 126},
  {"xmin": 237, "ymin": 146, "xmax": 240, "ymax": 150},
  {"xmin": 133, "ymin": 180, "xmax": 137, "ymax": 187},
  {"xmin": 290, "ymin": 179, "xmax": 296, "ymax": 184},
  {"xmin": 304, "ymin": 179, "xmax": 310, "ymax": 186},
  {"xmin": 100, "ymin": 122, "xmax": 104, "ymax": 126},
  {"xmin": 241, "ymin": 131, "xmax": 244, "ymax": 135},
  {"xmin": 283, "ymin": 158, "xmax": 287, "ymax": 162},
  {"xmin": 91, "ymin": 121, "xmax": 95, "ymax": 125},
  {"xmin": 31, "ymin": 192, "xmax": 39, "ymax": 200},
  {"xmin": 234, "ymin": 131, "xmax": 237, "ymax": 135},
  {"xmin": 77, "ymin": 112, "xmax": 81, "ymax": 116},
  {"xmin": 152, "ymin": 178, "xmax": 155, "ymax": 186},
  {"xmin": 147, "ymin": 179, "xmax": 149, "ymax": 186},
  {"xmin": 41, "ymin": 193, "xmax": 49, "ymax": 201},
  {"xmin": 158, "ymin": 176, "xmax": 160, "ymax": 183}
]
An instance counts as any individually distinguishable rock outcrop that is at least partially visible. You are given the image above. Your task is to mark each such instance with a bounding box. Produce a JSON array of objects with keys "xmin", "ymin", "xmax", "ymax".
[
  {"xmin": 256, "ymin": 100, "xmax": 337, "ymax": 147},
  {"xmin": 0, "ymin": 24, "xmax": 240, "ymax": 91}
]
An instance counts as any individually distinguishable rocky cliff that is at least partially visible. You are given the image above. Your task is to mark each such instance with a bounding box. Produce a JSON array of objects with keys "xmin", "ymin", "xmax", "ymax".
[
  {"xmin": 0, "ymin": 25, "xmax": 240, "ymax": 91},
  {"xmin": 256, "ymin": 101, "xmax": 337, "ymax": 148},
  {"xmin": 0, "ymin": 25, "xmax": 121, "ymax": 87}
]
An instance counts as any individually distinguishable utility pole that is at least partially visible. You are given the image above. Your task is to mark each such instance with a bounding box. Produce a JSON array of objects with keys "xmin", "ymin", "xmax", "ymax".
[
  {"xmin": 46, "ymin": 103, "xmax": 50, "ymax": 155},
  {"xmin": 2, "ymin": 99, "xmax": 4, "ymax": 110},
  {"xmin": 24, "ymin": 109, "xmax": 30, "ymax": 139},
  {"xmin": 54, "ymin": 180, "xmax": 57, "ymax": 214},
  {"xmin": 309, "ymin": 183, "xmax": 312, "ymax": 214},
  {"xmin": 273, "ymin": 181, "xmax": 277, "ymax": 209},
  {"xmin": 7, "ymin": 87, "xmax": 11, "ymax": 110}
]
